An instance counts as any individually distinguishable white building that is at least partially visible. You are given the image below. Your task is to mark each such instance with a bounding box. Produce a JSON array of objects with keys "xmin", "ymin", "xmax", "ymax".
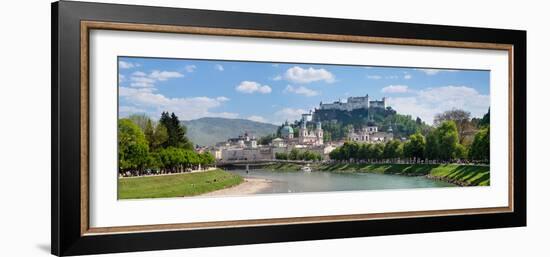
[
  {"xmin": 298, "ymin": 114, "xmax": 324, "ymax": 146},
  {"xmin": 348, "ymin": 125, "xmax": 394, "ymax": 143}
]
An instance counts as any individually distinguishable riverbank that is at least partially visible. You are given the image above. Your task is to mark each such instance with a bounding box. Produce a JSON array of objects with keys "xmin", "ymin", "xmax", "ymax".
[
  {"xmin": 263, "ymin": 162, "xmax": 489, "ymax": 186},
  {"xmin": 201, "ymin": 178, "xmax": 272, "ymax": 196},
  {"xmin": 118, "ymin": 169, "xmax": 243, "ymax": 199},
  {"xmin": 316, "ymin": 163, "xmax": 490, "ymax": 186},
  {"xmin": 262, "ymin": 163, "xmax": 303, "ymax": 172}
]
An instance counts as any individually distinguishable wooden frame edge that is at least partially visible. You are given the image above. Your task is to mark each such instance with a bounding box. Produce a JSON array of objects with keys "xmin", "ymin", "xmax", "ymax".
[{"xmin": 79, "ymin": 20, "xmax": 515, "ymax": 236}]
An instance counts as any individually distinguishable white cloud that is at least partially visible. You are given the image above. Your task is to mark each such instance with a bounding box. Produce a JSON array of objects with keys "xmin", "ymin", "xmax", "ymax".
[
  {"xmin": 209, "ymin": 112, "xmax": 239, "ymax": 119},
  {"xmin": 119, "ymin": 61, "xmax": 139, "ymax": 69},
  {"xmin": 366, "ymin": 75, "xmax": 382, "ymax": 80},
  {"xmin": 118, "ymin": 74, "xmax": 125, "ymax": 83},
  {"xmin": 381, "ymin": 85, "xmax": 409, "ymax": 94},
  {"xmin": 284, "ymin": 66, "xmax": 335, "ymax": 84},
  {"xmin": 215, "ymin": 64, "xmax": 224, "ymax": 71},
  {"xmin": 126, "ymin": 70, "xmax": 184, "ymax": 88},
  {"xmin": 119, "ymin": 106, "xmax": 147, "ymax": 117},
  {"xmin": 404, "ymin": 74, "xmax": 412, "ymax": 80},
  {"xmin": 284, "ymin": 85, "xmax": 319, "ymax": 97},
  {"xmin": 149, "ymin": 70, "xmax": 184, "ymax": 81},
  {"xmin": 274, "ymin": 107, "xmax": 307, "ymax": 123},
  {"xmin": 119, "ymin": 87, "xmax": 235, "ymax": 120},
  {"xmin": 130, "ymin": 76, "xmax": 156, "ymax": 88},
  {"xmin": 235, "ymin": 81, "xmax": 272, "ymax": 94},
  {"xmin": 247, "ymin": 115, "xmax": 268, "ymax": 123},
  {"xmin": 272, "ymin": 64, "xmax": 279, "ymax": 67},
  {"xmin": 272, "ymin": 75, "xmax": 282, "ymax": 81},
  {"xmin": 386, "ymin": 85, "xmax": 489, "ymax": 125},
  {"xmin": 184, "ymin": 65, "xmax": 197, "ymax": 72},
  {"xmin": 132, "ymin": 71, "xmax": 147, "ymax": 77}
]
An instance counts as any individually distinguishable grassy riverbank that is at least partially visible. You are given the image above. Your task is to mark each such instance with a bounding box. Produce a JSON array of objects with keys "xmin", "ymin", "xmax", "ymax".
[
  {"xmin": 118, "ymin": 169, "xmax": 243, "ymax": 199},
  {"xmin": 315, "ymin": 163, "xmax": 490, "ymax": 186},
  {"xmin": 262, "ymin": 163, "xmax": 303, "ymax": 172}
]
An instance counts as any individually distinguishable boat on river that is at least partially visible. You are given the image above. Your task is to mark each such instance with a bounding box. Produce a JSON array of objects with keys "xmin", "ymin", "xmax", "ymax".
[{"xmin": 301, "ymin": 165, "xmax": 312, "ymax": 172}]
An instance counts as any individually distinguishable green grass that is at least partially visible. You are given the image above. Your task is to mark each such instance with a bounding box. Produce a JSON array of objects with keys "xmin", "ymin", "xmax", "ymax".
[
  {"xmin": 262, "ymin": 163, "xmax": 303, "ymax": 172},
  {"xmin": 118, "ymin": 169, "xmax": 243, "ymax": 199},
  {"xmin": 314, "ymin": 163, "xmax": 490, "ymax": 186}
]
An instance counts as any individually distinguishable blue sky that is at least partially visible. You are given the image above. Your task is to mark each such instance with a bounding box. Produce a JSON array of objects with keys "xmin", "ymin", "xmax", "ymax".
[{"xmin": 118, "ymin": 57, "xmax": 490, "ymax": 125}]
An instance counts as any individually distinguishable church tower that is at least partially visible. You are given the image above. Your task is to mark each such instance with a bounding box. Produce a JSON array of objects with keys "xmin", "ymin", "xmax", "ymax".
[
  {"xmin": 315, "ymin": 121, "xmax": 324, "ymax": 145},
  {"xmin": 299, "ymin": 115, "xmax": 308, "ymax": 143}
]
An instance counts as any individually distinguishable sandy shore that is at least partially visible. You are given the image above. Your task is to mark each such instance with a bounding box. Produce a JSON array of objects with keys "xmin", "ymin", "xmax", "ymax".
[{"xmin": 202, "ymin": 178, "xmax": 272, "ymax": 197}]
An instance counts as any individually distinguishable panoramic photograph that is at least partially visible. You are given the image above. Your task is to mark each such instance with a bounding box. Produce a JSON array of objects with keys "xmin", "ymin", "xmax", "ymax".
[{"xmin": 117, "ymin": 57, "xmax": 491, "ymax": 200}]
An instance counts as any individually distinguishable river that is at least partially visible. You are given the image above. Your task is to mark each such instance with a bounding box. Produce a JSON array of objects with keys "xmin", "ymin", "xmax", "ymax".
[{"xmin": 228, "ymin": 169, "xmax": 456, "ymax": 194}]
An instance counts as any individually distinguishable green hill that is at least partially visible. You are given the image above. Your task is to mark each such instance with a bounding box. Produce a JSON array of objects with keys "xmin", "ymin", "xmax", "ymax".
[{"xmin": 182, "ymin": 117, "xmax": 278, "ymax": 147}]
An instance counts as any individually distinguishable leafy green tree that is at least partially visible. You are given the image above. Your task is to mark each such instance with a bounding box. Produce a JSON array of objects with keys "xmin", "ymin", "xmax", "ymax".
[
  {"xmin": 275, "ymin": 152, "xmax": 288, "ymax": 160},
  {"xmin": 455, "ymin": 144, "xmax": 468, "ymax": 160},
  {"xmin": 403, "ymin": 132, "xmax": 425, "ymax": 161},
  {"xmin": 118, "ymin": 119, "xmax": 149, "ymax": 173},
  {"xmin": 151, "ymin": 123, "xmax": 169, "ymax": 150},
  {"xmin": 437, "ymin": 121, "xmax": 460, "ymax": 161},
  {"xmin": 372, "ymin": 143, "xmax": 384, "ymax": 160},
  {"xmin": 424, "ymin": 130, "xmax": 440, "ymax": 160},
  {"xmin": 289, "ymin": 148, "xmax": 300, "ymax": 160},
  {"xmin": 128, "ymin": 114, "xmax": 152, "ymax": 131},
  {"xmin": 143, "ymin": 119, "xmax": 155, "ymax": 146},
  {"xmin": 383, "ymin": 140, "xmax": 402, "ymax": 160},
  {"xmin": 199, "ymin": 152, "xmax": 215, "ymax": 166},
  {"xmin": 469, "ymin": 127, "xmax": 490, "ymax": 162}
]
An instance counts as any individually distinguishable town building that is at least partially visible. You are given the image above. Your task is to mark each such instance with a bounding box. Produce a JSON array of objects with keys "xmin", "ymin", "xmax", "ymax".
[
  {"xmin": 347, "ymin": 125, "xmax": 394, "ymax": 143},
  {"xmin": 298, "ymin": 114, "xmax": 324, "ymax": 146}
]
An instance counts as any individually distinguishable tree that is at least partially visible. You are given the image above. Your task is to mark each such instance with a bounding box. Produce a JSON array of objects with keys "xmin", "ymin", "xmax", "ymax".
[
  {"xmin": 455, "ymin": 144, "xmax": 468, "ymax": 160},
  {"xmin": 383, "ymin": 140, "xmax": 401, "ymax": 160},
  {"xmin": 151, "ymin": 123, "xmax": 169, "ymax": 150},
  {"xmin": 403, "ymin": 132, "xmax": 425, "ymax": 161},
  {"xmin": 434, "ymin": 109, "xmax": 473, "ymax": 144},
  {"xmin": 143, "ymin": 119, "xmax": 154, "ymax": 146},
  {"xmin": 159, "ymin": 111, "xmax": 194, "ymax": 149},
  {"xmin": 275, "ymin": 152, "xmax": 288, "ymax": 160},
  {"xmin": 469, "ymin": 126, "xmax": 490, "ymax": 162},
  {"xmin": 424, "ymin": 130, "xmax": 440, "ymax": 160},
  {"xmin": 289, "ymin": 148, "xmax": 300, "ymax": 160},
  {"xmin": 128, "ymin": 114, "xmax": 152, "ymax": 131},
  {"xmin": 258, "ymin": 134, "xmax": 277, "ymax": 145},
  {"xmin": 372, "ymin": 143, "xmax": 384, "ymax": 160},
  {"xmin": 437, "ymin": 121, "xmax": 460, "ymax": 161},
  {"xmin": 479, "ymin": 109, "xmax": 490, "ymax": 128},
  {"xmin": 118, "ymin": 119, "xmax": 149, "ymax": 173}
]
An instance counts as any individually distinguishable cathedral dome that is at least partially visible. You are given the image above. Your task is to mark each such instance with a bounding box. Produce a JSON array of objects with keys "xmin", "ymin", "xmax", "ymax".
[{"xmin": 281, "ymin": 121, "xmax": 294, "ymax": 138}]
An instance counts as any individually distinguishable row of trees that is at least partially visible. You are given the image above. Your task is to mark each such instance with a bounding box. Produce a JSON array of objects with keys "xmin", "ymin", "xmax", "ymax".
[
  {"xmin": 118, "ymin": 112, "xmax": 215, "ymax": 176},
  {"xmin": 275, "ymin": 149, "xmax": 323, "ymax": 161},
  {"xmin": 329, "ymin": 119, "xmax": 490, "ymax": 163}
]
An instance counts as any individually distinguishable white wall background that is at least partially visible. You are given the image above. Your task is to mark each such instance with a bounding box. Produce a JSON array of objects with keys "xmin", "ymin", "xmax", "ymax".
[{"xmin": 0, "ymin": 0, "xmax": 546, "ymax": 256}]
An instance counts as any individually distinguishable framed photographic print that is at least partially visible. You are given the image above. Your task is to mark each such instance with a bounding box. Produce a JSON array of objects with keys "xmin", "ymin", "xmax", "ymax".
[{"xmin": 51, "ymin": 1, "xmax": 526, "ymax": 256}]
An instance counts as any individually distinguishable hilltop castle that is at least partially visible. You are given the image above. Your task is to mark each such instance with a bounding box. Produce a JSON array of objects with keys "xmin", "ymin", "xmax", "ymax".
[{"xmin": 319, "ymin": 95, "xmax": 387, "ymax": 111}]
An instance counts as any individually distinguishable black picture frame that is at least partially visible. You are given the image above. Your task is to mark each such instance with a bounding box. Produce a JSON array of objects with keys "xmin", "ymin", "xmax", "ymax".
[{"xmin": 51, "ymin": 1, "xmax": 526, "ymax": 256}]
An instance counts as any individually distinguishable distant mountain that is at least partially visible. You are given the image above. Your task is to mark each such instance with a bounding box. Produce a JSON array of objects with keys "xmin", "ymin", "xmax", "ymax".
[{"xmin": 182, "ymin": 117, "xmax": 278, "ymax": 147}]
